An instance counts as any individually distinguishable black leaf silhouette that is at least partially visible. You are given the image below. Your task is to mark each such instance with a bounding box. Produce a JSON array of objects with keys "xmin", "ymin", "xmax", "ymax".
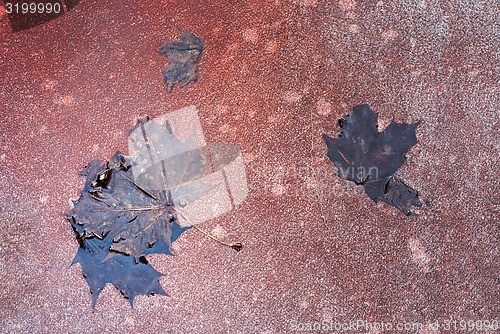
[
  {"xmin": 158, "ymin": 30, "xmax": 203, "ymax": 92},
  {"xmin": 323, "ymin": 104, "xmax": 421, "ymax": 215}
]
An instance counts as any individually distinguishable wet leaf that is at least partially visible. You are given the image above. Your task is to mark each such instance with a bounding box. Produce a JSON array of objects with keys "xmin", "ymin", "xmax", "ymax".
[
  {"xmin": 158, "ymin": 30, "xmax": 203, "ymax": 92},
  {"xmin": 70, "ymin": 153, "xmax": 195, "ymax": 260},
  {"xmin": 69, "ymin": 106, "xmax": 248, "ymax": 307},
  {"xmin": 71, "ymin": 235, "xmax": 168, "ymax": 308},
  {"xmin": 323, "ymin": 104, "xmax": 421, "ymax": 215}
]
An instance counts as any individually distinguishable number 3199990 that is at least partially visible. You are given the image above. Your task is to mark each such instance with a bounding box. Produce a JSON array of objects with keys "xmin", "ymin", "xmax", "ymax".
[{"xmin": 5, "ymin": 2, "xmax": 62, "ymax": 14}]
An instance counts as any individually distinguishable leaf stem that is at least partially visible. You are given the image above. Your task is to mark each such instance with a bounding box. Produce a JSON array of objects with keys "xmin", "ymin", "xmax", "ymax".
[
  {"xmin": 170, "ymin": 206, "xmax": 242, "ymax": 252},
  {"xmin": 95, "ymin": 206, "xmax": 165, "ymax": 212}
]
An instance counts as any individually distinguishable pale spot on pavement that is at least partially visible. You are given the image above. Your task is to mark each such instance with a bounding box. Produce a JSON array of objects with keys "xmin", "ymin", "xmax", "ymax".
[
  {"xmin": 338, "ymin": 0, "xmax": 356, "ymax": 11},
  {"xmin": 317, "ymin": 97, "xmax": 333, "ymax": 116},
  {"xmin": 243, "ymin": 28, "xmax": 259, "ymax": 43},
  {"xmin": 283, "ymin": 91, "xmax": 302, "ymax": 103}
]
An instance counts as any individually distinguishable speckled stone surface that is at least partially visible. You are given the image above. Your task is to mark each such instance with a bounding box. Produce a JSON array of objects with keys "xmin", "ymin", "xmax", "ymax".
[{"xmin": 0, "ymin": 0, "xmax": 498, "ymax": 333}]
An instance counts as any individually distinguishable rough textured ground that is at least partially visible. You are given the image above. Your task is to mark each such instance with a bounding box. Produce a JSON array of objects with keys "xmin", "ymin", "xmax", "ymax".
[{"xmin": 0, "ymin": 0, "xmax": 498, "ymax": 333}]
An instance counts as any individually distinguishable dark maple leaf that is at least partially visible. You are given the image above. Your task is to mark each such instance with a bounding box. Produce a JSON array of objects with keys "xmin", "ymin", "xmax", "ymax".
[
  {"xmin": 69, "ymin": 107, "xmax": 246, "ymax": 307},
  {"xmin": 71, "ymin": 235, "xmax": 168, "ymax": 308},
  {"xmin": 71, "ymin": 115, "xmax": 219, "ymax": 260},
  {"xmin": 69, "ymin": 154, "xmax": 192, "ymax": 308},
  {"xmin": 323, "ymin": 104, "xmax": 421, "ymax": 215},
  {"xmin": 158, "ymin": 30, "xmax": 203, "ymax": 92},
  {"xmin": 70, "ymin": 153, "xmax": 195, "ymax": 260}
]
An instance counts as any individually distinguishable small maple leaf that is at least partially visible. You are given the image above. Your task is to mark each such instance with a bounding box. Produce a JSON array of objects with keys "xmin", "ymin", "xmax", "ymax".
[
  {"xmin": 323, "ymin": 104, "xmax": 421, "ymax": 215},
  {"xmin": 158, "ymin": 30, "xmax": 203, "ymax": 92}
]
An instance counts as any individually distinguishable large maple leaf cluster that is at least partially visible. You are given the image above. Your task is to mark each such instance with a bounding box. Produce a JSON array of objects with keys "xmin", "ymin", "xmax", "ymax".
[
  {"xmin": 69, "ymin": 152, "xmax": 191, "ymax": 307},
  {"xmin": 69, "ymin": 109, "xmax": 245, "ymax": 308}
]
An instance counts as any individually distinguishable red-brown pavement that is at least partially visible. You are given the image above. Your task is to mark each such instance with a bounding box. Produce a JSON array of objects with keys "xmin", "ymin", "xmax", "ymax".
[{"xmin": 0, "ymin": 0, "xmax": 498, "ymax": 332}]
